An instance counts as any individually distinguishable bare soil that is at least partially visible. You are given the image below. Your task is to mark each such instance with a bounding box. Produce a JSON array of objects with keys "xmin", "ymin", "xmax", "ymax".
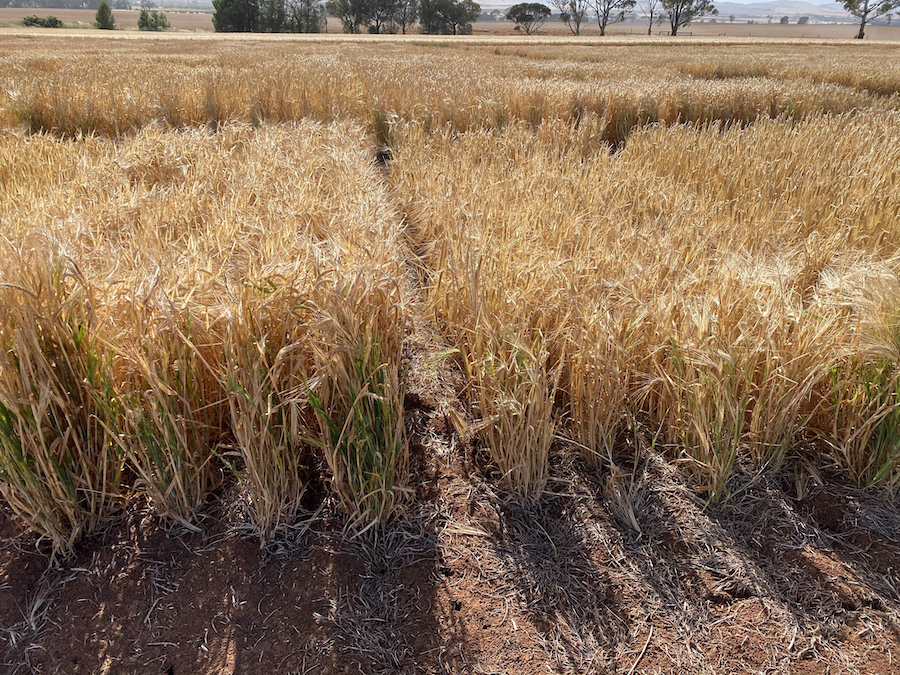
[{"xmin": 0, "ymin": 8, "xmax": 213, "ymax": 31}]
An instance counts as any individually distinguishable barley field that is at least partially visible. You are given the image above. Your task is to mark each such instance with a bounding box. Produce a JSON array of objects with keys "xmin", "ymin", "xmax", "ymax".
[{"xmin": 0, "ymin": 34, "xmax": 899, "ymax": 674}]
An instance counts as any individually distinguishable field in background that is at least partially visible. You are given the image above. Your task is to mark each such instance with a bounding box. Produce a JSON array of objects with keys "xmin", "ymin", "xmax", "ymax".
[
  {"xmin": 2, "ymin": 8, "xmax": 900, "ymax": 38},
  {"xmin": 0, "ymin": 34, "xmax": 900, "ymax": 674},
  {"xmin": 0, "ymin": 7, "xmax": 214, "ymax": 30}
]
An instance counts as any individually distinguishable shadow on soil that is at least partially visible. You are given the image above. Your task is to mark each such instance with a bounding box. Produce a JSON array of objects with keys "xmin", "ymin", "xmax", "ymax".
[
  {"xmin": 592, "ymin": 449, "xmax": 900, "ymax": 673},
  {"xmin": 488, "ymin": 492, "xmax": 627, "ymax": 674},
  {"xmin": 2, "ymin": 444, "xmax": 900, "ymax": 675}
]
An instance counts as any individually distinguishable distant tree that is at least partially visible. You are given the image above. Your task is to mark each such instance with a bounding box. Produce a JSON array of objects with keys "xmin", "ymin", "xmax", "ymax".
[
  {"xmin": 887, "ymin": 11, "xmax": 893, "ymax": 22},
  {"xmin": 506, "ymin": 2, "xmax": 550, "ymax": 33},
  {"xmin": 285, "ymin": 0, "xmax": 327, "ymax": 28},
  {"xmin": 766, "ymin": 13, "xmax": 772, "ymax": 21},
  {"xmin": 212, "ymin": 0, "xmax": 324, "ymax": 31},
  {"xmin": 640, "ymin": 0, "xmax": 662, "ymax": 33},
  {"xmin": 138, "ymin": 6, "xmax": 170, "ymax": 28},
  {"xmin": 114, "ymin": 0, "xmax": 131, "ymax": 9},
  {"xmin": 552, "ymin": 0, "xmax": 590, "ymax": 34},
  {"xmin": 393, "ymin": 0, "xmax": 418, "ymax": 32},
  {"xmin": 662, "ymin": 0, "xmax": 715, "ymax": 34},
  {"xmin": 364, "ymin": 0, "xmax": 402, "ymax": 32},
  {"xmin": 22, "ymin": 14, "xmax": 64, "ymax": 26},
  {"xmin": 286, "ymin": 0, "xmax": 326, "ymax": 30},
  {"xmin": 447, "ymin": 0, "xmax": 480, "ymax": 32},
  {"xmin": 591, "ymin": 0, "xmax": 634, "ymax": 34},
  {"xmin": 838, "ymin": 0, "xmax": 900, "ymax": 38},
  {"xmin": 95, "ymin": 0, "xmax": 116, "ymax": 28},
  {"xmin": 728, "ymin": 12, "xmax": 733, "ymax": 20},
  {"xmin": 213, "ymin": 0, "xmax": 257, "ymax": 30},
  {"xmin": 798, "ymin": 14, "xmax": 809, "ymax": 22},
  {"xmin": 418, "ymin": 0, "xmax": 444, "ymax": 30},
  {"xmin": 419, "ymin": 0, "xmax": 479, "ymax": 33},
  {"xmin": 326, "ymin": 0, "xmax": 368, "ymax": 31},
  {"xmin": 779, "ymin": 14, "xmax": 788, "ymax": 22},
  {"xmin": 256, "ymin": 0, "xmax": 287, "ymax": 31}
]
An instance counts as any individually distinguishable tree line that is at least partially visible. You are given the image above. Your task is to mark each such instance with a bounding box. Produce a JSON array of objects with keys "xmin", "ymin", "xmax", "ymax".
[
  {"xmin": 213, "ymin": 0, "xmax": 897, "ymax": 37},
  {"xmin": 501, "ymin": 0, "xmax": 895, "ymax": 39},
  {"xmin": 213, "ymin": 0, "xmax": 327, "ymax": 31},
  {"xmin": 498, "ymin": 0, "xmax": 714, "ymax": 36},
  {"xmin": 213, "ymin": 0, "xmax": 480, "ymax": 33},
  {"xmin": 526, "ymin": 0, "xmax": 716, "ymax": 36}
]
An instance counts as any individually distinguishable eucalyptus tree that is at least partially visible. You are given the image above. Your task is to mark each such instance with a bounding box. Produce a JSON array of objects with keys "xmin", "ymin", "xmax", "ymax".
[{"xmin": 552, "ymin": 0, "xmax": 590, "ymax": 34}]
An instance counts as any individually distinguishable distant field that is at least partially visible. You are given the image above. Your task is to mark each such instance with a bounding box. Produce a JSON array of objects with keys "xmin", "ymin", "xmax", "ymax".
[
  {"xmin": 0, "ymin": 6, "xmax": 213, "ymax": 30},
  {"xmin": 478, "ymin": 17, "xmax": 900, "ymax": 39},
  {"xmin": 599, "ymin": 20, "xmax": 900, "ymax": 39},
  {"xmin": 0, "ymin": 7, "xmax": 897, "ymax": 38}
]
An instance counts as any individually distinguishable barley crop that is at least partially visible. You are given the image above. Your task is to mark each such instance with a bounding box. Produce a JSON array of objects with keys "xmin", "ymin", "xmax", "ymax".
[
  {"xmin": 0, "ymin": 118, "xmax": 411, "ymax": 549},
  {"xmin": 0, "ymin": 243, "xmax": 123, "ymax": 554},
  {"xmin": 392, "ymin": 111, "xmax": 900, "ymax": 498},
  {"xmin": 1, "ymin": 36, "xmax": 899, "ymax": 540}
]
